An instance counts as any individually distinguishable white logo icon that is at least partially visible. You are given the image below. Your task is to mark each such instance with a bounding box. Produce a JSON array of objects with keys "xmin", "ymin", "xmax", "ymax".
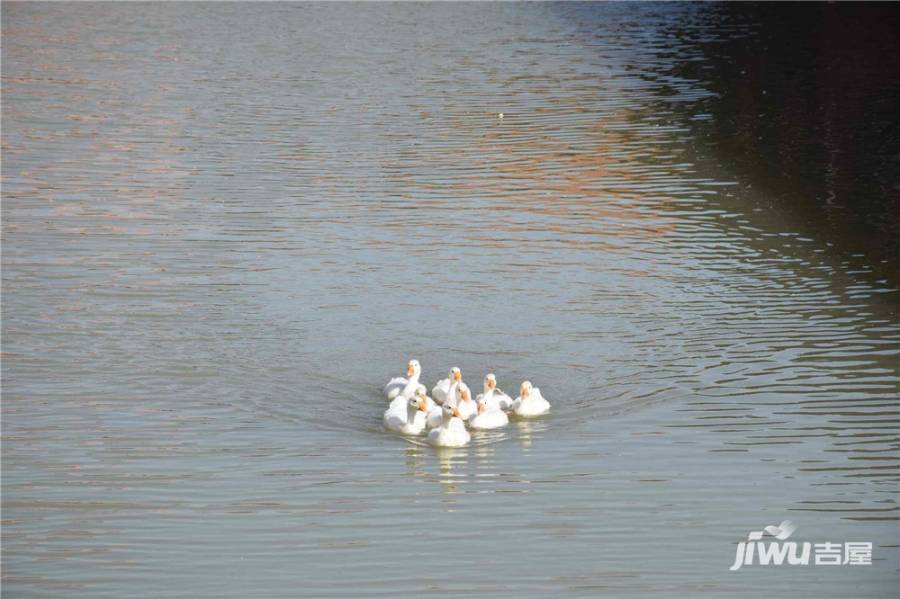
[{"xmin": 730, "ymin": 521, "xmax": 872, "ymax": 571}]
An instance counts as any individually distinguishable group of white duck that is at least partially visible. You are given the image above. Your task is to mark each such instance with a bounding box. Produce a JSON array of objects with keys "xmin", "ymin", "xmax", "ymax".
[{"xmin": 382, "ymin": 359, "xmax": 551, "ymax": 447}]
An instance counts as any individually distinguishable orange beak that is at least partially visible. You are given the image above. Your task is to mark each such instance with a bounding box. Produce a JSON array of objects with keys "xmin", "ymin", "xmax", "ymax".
[
  {"xmin": 488, "ymin": 380, "xmax": 496, "ymax": 390},
  {"xmin": 521, "ymin": 387, "xmax": 530, "ymax": 398},
  {"xmin": 418, "ymin": 398, "xmax": 426, "ymax": 412},
  {"xmin": 478, "ymin": 403, "xmax": 485, "ymax": 414},
  {"xmin": 407, "ymin": 365, "xmax": 415, "ymax": 376},
  {"xmin": 462, "ymin": 391, "xmax": 469, "ymax": 402},
  {"xmin": 452, "ymin": 408, "xmax": 460, "ymax": 418},
  {"xmin": 453, "ymin": 371, "xmax": 461, "ymax": 382}
]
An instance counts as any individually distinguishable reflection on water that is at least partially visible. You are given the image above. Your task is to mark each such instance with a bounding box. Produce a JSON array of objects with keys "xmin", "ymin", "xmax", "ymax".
[
  {"xmin": 403, "ymin": 445, "xmax": 427, "ymax": 480},
  {"xmin": 677, "ymin": 3, "xmax": 900, "ymax": 279},
  {"xmin": 2, "ymin": 2, "xmax": 898, "ymax": 597},
  {"xmin": 434, "ymin": 448, "xmax": 467, "ymax": 498},
  {"xmin": 514, "ymin": 419, "xmax": 547, "ymax": 451}
]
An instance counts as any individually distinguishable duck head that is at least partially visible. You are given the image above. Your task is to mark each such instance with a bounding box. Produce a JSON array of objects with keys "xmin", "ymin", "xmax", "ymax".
[
  {"xmin": 407, "ymin": 359, "xmax": 421, "ymax": 379},
  {"xmin": 484, "ymin": 373, "xmax": 497, "ymax": 393},
  {"xmin": 520, "ymin": 380, "xmax": 533, "ymax": 399},
  {"xmin": 456, "ymin": 382, "xmax": 471, "ymax": 404},
  {"xmin": 406, "ymin": 396, "xmax": 423, "ymax": 422},
  {"xmin": 414, "ymin": 387, "xmax": 428, "ymax": 411}
]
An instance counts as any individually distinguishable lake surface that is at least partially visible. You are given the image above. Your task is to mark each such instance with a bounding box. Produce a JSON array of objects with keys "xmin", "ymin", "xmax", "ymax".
[{"xmin": 3, "ymin": 3, "xmax": 899, "ymax": 597}]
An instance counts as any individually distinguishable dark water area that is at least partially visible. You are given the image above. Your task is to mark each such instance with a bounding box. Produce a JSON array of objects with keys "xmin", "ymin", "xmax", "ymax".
[
  {"xmin": 676, "ymin": 2, "xmax": 900, "ymax": 283},
  {"xmin": 2, "ymin": 3, "xmax": 899, "ymax": 597}
]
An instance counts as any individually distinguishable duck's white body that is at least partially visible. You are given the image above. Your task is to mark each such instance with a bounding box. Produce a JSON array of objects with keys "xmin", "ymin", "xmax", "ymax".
[
  {"xmin": 427, "ymin": 382, "xmax": 459, "ymax": 428},
  {"xmin": 384, "ymin": 360, "xmax": 426, "ymax": 400},
  {"xmin": 476, "ymin": 374, "xmax": 513, "ymax": 411},
  {"xmin": 512, "ymin": 383, "xmax": 550, "ymax": 417},
  {"xmin": 387, "ymin": 388, "xmax": 435, "ymax": 420},
  {"xmin": 426, "ymin": 405, "xmax": 471, "ymax": 447},
  {"xmin": 426, "ymin": 420, "xmax": 470, "ymax": 447},
  {"xmin": 426, "ymin": 407, "xmax": 443, "ymax": 430},
  {"xmin": 385, "ymin": 394, "xmax": 410, "ymax": 420},
  {"xmin": 469, "ymin": 407, "xmax": 509, "ymax": 430},
  {"xmin": 447, "ymin": 382, "xmax": 476, "ymax": 422},
  {"xmin": 432, "ymin": 379, "xmax": 451, "ymax": 404},
  {"xmin": 384, "ymin": 376, "xmax": 426, "ymax": 401},
  {"xmin": 477, "ymin": 388, "xmax": 513, "ymax": 411},
  {"xmin": 455, "ymin": 400, "xmax": 476, "ymax": 422},
  {"xmin": 441, "ymin": 381, "xmax": 460, "ymax": 408},
  {"xmin": 383, "ymin": 397, "xmax": 427, "ymax": 435},
  {"xmin": 432, "ymin": 368, "xmax": 462, "ymax": 405}
]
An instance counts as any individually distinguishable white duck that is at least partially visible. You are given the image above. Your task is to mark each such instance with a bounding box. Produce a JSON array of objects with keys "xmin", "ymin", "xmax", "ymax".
[
  {"xmin": 469, "ymin": 397, "xmax": 509, "ymax": 430},
  {"xmin": 414, "ymin": 386, "xmax": 437, "ymax": 412},
  {"xmin": 426, "ymin": 406, "xmax": 444, "ymax": 430},
  {"xmin": 452, "ymin": 382, "xmax": 477, "ymax": 422},
  {"xmin": 511, "ymin": 381, "xmax": 550, "ymax": 417},
  {"xmin": 426, "ymin": 404, "xmax": 471, "ymax": 447},
  {"xmin": 384, "ymin": 359, "xmax": 426, "ymax": 400},
  {"xmin": 432, "ymin": 367, "xmax": 462, "ymax": 405},
  {"xmin": 476, "ymin": 373, "xmax": 513, "ymax": 411},
  {"xmin": 425, "ymin": 382, "xmax": 459, "ymax": 429},
  {"xmin": 383, "ymin": 395, "xmax": 428, "ymax": 435},
  {"xmin": 387, "ymin": 384, "xmax": 435, "ymax": 422}
]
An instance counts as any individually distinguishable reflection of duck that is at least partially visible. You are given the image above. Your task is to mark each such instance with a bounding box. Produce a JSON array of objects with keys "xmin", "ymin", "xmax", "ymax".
[
  {"xmin": 473, "ymin": 436, "xmax": 497, "ymax": 461},
  {"xmin": 384, "ymin": 359, "xmax": 426, "ymax": 400},
  {"xmin": 383, "ymin": 396, "xmax": 427, "ymax": 435},
  {"xmin": 427, "ymin": 405, "xmax": 470, "ymax": 447},
  {"xmin": 432, "ymin": 367, "xmax": 462, "ymax": 405},
  {"xmin": 435, "ymin": 447, "xmax": 466, "ymax": 496},
  {"xmin": 476, "ymin": 373, "xmax": 513, "ymax": 411},
  {"xmin": 469, "ymin": 397, "xmax": 509, "ymax": 430},
  {"xmin": 404, "ymin": 445, "xmax": 426, "ymax": 478},
  {"xmin": 511, "ymin": 381, "xmax": 550, "ymax": 417},
  {"xmin": 516, "ymin": 419, "xmax": 535, "ymax": 449}
]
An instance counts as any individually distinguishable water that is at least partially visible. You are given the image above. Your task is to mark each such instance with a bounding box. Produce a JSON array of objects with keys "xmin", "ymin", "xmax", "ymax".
[{"xmin": 3, "ymin": 3, "xmax": 899, "ymax": 597}]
